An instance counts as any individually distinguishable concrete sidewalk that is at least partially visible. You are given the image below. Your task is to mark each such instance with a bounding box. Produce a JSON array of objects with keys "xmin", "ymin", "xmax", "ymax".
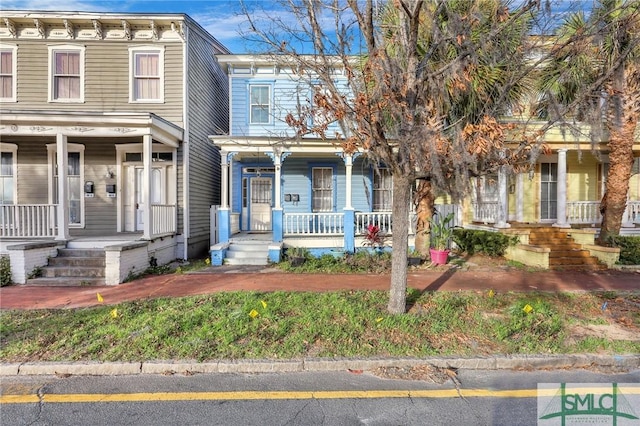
[{"xmin": 1, "ymin": 266, "xmax": 638, "ymax": 310}]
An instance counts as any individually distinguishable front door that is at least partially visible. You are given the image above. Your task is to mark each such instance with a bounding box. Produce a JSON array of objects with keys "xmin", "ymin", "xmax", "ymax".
[
  {"xmin": 124, "ymin": 165, "xmax": 165, "ymax": 232},
  {"xmin": 540, "ymin": 163, "xmax": 558, "ymax": 221},
  {"xmin": 250, "ymin": 177, "xmax": 272, "ymax": 231}
]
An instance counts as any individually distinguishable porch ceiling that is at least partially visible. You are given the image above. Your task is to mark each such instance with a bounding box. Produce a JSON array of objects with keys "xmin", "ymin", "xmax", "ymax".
[
  {"xmin": 209, "ymin": 135, "xmax": 355, "ymax": 156},
  {"xmin": 0, "ymin": 110, "xmax": 184, "ymax": 147}
]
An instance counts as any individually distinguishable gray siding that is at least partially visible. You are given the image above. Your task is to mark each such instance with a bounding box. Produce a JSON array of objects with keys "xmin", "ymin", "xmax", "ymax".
[{"xmin": 184, "ymin": 26, "xmax": 229, "ymax": 257}]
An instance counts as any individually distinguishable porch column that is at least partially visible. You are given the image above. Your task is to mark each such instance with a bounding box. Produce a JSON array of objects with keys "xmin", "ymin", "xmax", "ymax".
[
  {"xmin": 55, "ymin": 133, "xmax": 70, "ymax": 241},
  {"xmin": 516, "ymin": 173, "xmax": 524, "ymax": 222},
  {"xmin": 272, "ymin": 153, "xmax": 283, "ymax": 243},
  {"xmin": 554, "ymin": 149, "xmax": 570, "ymax": 228},
  {"xmin": 344, "ymin": 154, "xmax": 353, "ymax": 209},
  {"xmin": 343, "ymin": 153, "xmax": 355, "ymax": 251},
  {"xmin": 221, "ymin": 152, "xmax": 229, "ymax": 209},
  {"xmin": 495, "ymin": 164, "xmax": 510, "ymax": 229},
  {"xmin": 142, "ymin": 134, "xmax": 152, "ymax": 240}
]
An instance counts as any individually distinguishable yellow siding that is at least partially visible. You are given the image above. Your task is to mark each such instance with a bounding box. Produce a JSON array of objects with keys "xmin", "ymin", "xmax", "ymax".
[{"xmin": 567, "ymin": 152, "xmax": 599, "ymax": 202}]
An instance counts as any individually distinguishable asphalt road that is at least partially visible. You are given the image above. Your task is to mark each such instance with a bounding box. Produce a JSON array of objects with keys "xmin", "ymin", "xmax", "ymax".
[{"xmin": 2, "ymin": 368, "xmax": 639, "ymax": 425}]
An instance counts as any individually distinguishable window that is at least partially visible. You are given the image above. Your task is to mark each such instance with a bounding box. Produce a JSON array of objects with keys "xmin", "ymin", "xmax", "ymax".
[
  {"xmin": 373, "ymin": 168, "xmax": 392, "ymax": 211},
  {"xmin": 249, "ymin": 85, "xmax": 271, "ymax": 124},
  {"xmin": 48, "ymin": 144, "xmax": 85, "ymax": 227},
  {"xmin": 0, "ymin": 145, "xmax": 17, "ymax": 204},
  {"xmin": 312, "ymin": 167, "xmax": 333, "ymax": 212},
  {"xmin": 0, "ymin": 45, "xmax": 16, "ymax": 101},
  {"xmin": 49, "ymin": 46, "xmax": 84, "ymax": 102},
  {"xmin": 130, "ymin": 47, "xmax": 164, "ymax": 102}
]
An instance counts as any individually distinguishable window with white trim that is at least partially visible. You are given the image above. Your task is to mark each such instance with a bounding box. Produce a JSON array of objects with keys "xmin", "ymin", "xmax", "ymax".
[
  {"xmin": 0, "ymin": 45, "xmax": 16, "ymax": 102},
  {"xmin": 130, "ymin": 47, "xmax": 164, "ymax": 102},
  {"xmin": 49, "ymin": 45, "xmax": 84, "ymax": 102},
  {"xmin": 373, "ymin": 168, "xmax": 392, "ymax": 211},
  {"xmin": 0, "ymin": 144, "xmax": 17, "ymax": 204},
  {"xmin": 312, "ymin": 167, "xmax": 333, "ymax": 212},
  {"xmin": 48, "ymin": 144, "xmax": 85, "ymax": 227},
  {"xmin": 249, "ymin": 85, "xmax": 271, "ymax": 124}
]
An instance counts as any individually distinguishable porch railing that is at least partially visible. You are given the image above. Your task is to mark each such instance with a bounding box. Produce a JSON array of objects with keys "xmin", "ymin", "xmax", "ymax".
[
  {"xmin": 472, "ymin": 202, "xmax": 498, "ymax": 223},
  {"xmin": 0, "ymin": 204, "xmax": 57, "ymax": 238},
  {"xmin": 150, "ymin": 204, "xmax": 176, "ymax": 237},
  {"xmin": 567, "ymin": 201, "xmax": 601, "ymax": 224},
  {"xmin": 623, "ymin": 201, "xmax": 640, "ymax": 225},
  {"xmin": 355, "ymin": 212, "xmax": 393, "ymax": 234},
  {"xmin": 283, "ymin": 212, "xmax": 344, "ymax": 236}
]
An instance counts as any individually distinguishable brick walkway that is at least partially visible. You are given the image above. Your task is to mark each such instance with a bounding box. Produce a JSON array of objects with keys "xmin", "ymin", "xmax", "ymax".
[{"xmin": 1, "ymin": 266, "xmax": 638, "ymax": 310}]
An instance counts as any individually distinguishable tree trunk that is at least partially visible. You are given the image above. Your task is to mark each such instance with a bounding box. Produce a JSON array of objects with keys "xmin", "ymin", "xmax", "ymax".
[
  {"xmin": 598, "ymin": 124, "xmax": 636, "ymax": 244},
  {"xmin": 387, "ymin": 175, "xmax": 412, "ymax": 314},
  {"xmin": 413, "ymin": 180, "xmax": 436, "ymax": 256}
]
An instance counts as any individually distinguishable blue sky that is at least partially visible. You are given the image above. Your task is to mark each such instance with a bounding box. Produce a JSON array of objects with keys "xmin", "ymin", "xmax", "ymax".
[{"xmin": 0, "ymin": 1, "xmax": 260, "ymax": 52}]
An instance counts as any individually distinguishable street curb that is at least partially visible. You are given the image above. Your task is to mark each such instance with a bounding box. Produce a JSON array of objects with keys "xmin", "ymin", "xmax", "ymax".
[{"xmin": 2, "ymin": 354, "xmax": 638, "ymax": 376}]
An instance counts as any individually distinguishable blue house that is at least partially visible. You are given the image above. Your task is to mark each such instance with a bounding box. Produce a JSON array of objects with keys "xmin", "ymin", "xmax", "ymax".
[{"xmin": 209, "ymin": 55, "xmax": 415, "ymax": 265}]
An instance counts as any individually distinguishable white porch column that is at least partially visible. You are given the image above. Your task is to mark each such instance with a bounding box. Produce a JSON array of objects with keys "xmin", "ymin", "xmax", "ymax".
[
  {"xmin": 142, "ymin": 134, "xmax": 153, "ymax": 240},
  {"xmin": 344, "ymin": 154, "xmax": 353, "ymax": 209},
  {"xmin": 554, "ymin": 149, "xmax": 570, "ymax": 228},
  {"xmin": 495, "ymin": 165, "xmax": 511, "ymax": 228},
  {"xmin": 221, "ymin": 152, "xmax": 230, "ymax": 209},
  {"xmin": 273, "ymin": 155, "xmax": 282, "ymax": 209},
  {"xmin": 516, "ymin": 173, "xmax": 524, "ymax": 222},
  {"xmin": 55, "ymin": 133, "xmax": 70, "ymax": 241}
]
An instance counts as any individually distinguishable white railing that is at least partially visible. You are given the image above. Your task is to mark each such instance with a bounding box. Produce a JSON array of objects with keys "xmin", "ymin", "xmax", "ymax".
[
  {"xmin": 355, "ymin": 211, "xmax": 393, "ymax": 234},
  {"xmin": 623, "ymin": 201, "xmax": 640, "ymax": 225},
  {"xmin": 0, "ymin": 204, "xmax": 57, "ymax": 238},
  {"xmin": 283, "ymin": 212, "xmax": 344, "ymax": 236},
  {"xmin": 472, "ymin": 202, "xmax": 498, "ymax": 223},
  {"xmin": 151, "ymin": 204, "xmax": 176, "ymax": 237},
  {"xmin": 567, "ymin": 201, "xmax": 601, "ymax": 224}
]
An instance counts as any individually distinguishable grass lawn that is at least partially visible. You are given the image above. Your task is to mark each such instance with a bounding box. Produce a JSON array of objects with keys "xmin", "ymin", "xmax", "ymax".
[{"xmin": 1, "ymin": 289, "xmax": 638, "ymax": 363}]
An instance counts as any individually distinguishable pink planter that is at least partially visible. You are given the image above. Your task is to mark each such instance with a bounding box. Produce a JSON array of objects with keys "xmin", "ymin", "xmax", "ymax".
[{"xmin": 429, "ymin": 248, "xmax": 450, "ymax": 265}]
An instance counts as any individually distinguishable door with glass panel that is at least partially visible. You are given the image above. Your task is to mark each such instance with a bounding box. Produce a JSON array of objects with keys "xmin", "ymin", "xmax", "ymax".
[
  {"xmin": 249, "ymin": 177, "xmax": 272, "ymax": 231},
  {"xmin": 124, "ymin": 165, "xmax": 165, "ymax": 232},
  {"xmin": 540, "ymin": 163, "xmax": 558, "ymax": 221},
  {"xmin": 53, "ymin": 152, "xmax": 82, "ymax": 226}
]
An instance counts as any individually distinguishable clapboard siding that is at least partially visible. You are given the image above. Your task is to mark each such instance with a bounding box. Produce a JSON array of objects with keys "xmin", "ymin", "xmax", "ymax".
[
  {"xmin": 12, "ymin": 40, "xmax": 184, "ymax": 124},
  {"xmin": 10, "ymin": 140, "xmax": 50, "ymax": 203},
  {"xmin": 183, "ymin": 25, "xmax": 228, "ymax": 257}
]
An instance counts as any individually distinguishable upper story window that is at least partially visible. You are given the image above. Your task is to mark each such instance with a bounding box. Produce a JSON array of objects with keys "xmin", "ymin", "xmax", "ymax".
[
  {"xmin": 0, "ymin": 45, "xmax": 16, "ymax": 102},
  {"xmin": 49, "ymin": 45, "xmax": 85, "ymax": 102},
  {"xmin": 373, "ymin": 168, "xmax": 393, "ymax": 211},
  {"xmin": 0, "ymin": 144, "xmax": 17, "ymax": 205},
  {"xmin": 249, "ymin": 84, "xmax": 271, "ymax": 124},
  {"xmin": 130, "ymin": 47, "xmax": 164, "ymax": 102}
]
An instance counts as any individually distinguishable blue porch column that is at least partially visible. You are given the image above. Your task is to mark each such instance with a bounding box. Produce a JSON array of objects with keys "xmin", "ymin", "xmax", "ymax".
[
  {"xmin": 218, "ymin": 208, "xmax": 230, "ymax": 243},
  {"xmin": 344, "ymin": 208, "xmax": 355, "ymax": 253},
  {"xmin": 272, "ymin": 208, "xmax": 283, "ymax": 243}
]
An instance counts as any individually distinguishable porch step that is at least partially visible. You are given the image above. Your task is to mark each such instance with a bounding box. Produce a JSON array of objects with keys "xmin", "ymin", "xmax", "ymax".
[
  {"xmin": 28, "ymin": 248, "xmax": 107, "ymax": 286},
  {"xmin": 225, "ymin": 241, "xmax": 270, "ymax": 266},
  {"xmin": 528, "ymin": 228, "xmax": 607, "ymax": 271}
]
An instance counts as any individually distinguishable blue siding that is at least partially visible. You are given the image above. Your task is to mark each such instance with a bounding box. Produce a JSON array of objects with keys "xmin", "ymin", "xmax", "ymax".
[{"xmin": 230, "ymin": 73, "xmax": 349, "ymax": 138}]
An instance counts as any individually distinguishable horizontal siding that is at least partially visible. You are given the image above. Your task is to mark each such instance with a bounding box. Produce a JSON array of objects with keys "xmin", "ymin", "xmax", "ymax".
[
  {"xmin": 567, "ymin": 152, "xmax": 598, "ymax": 202},
  {"xmin": 11, "ymin": 40, "xmax": 184, "ymax": 126},
  {"xmin": 230, "ymin": 74, "xmax": 348, "ymax": 138}
]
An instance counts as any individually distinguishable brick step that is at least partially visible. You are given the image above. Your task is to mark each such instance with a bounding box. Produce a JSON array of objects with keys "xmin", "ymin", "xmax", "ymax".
[
  {"xmin": 549, "ymin": 250, "xmax": 594, "ymax": 258},
  {"xmin": 549, "ymin": 263, "xmax": 608, "ymax": 271},
  {"xmin": 549, "ymin": 256, "xmax": 603, "ymax": 266},
  {"xmin": 48, "ymin": 257, "xmax": 106, "ymax": 267},
  {"xmin": 24, "ymin": 277, "xmax": 106, "ymax": 287}
]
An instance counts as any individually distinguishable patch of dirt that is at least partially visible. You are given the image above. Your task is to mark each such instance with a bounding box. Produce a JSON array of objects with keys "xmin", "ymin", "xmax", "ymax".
[
  {"xmin": 370, "ymin": 364, "xmax": 459, "ymax": 384},
  {"xmin": 568, "ymin": 324, "xmax": 640, "ymax": 342}
]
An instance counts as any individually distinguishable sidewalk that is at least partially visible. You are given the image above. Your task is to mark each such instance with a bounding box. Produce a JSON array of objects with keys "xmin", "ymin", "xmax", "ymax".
[{"xmin": 1, "ymin": 266, "xmax": 638, "ymax": 310}]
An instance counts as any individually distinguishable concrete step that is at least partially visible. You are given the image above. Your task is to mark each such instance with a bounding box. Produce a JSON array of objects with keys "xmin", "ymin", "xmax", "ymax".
[
  {"xmin": 224, "ymin": 257, "xmax": 269, "ymax": 266},
  {"xmin": 57, "ymin": 248, "xmax": 105, "ymax": 258},
  {"xmin": 48, "ymin": 256, "xmax": 106, "ymax": 267},
  {"xmin": 225, "ymin": 241, "xmax": 270, "ymax": 266},
  {"xmin": 24, "ymin": 277, "xmax": 106, "ymax": 286},
  {"xmin": 41, "ymin": 266, "xmax": 105, "ymax": 278}
]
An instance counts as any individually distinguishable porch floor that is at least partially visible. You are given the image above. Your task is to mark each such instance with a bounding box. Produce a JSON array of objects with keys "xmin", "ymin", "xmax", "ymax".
[{"xmin": 229, "ymin": 231, "xmax": 273, "ymax": 242}]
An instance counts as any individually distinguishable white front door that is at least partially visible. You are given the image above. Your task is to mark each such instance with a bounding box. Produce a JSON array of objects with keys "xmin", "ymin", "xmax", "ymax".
[
  {"xmin": 250, "ymin": 177, "xmax": 272, "ymax": 231},
  {"xmin": 124, "ymin": 165, "xmax": 165, "ymax": 232}
]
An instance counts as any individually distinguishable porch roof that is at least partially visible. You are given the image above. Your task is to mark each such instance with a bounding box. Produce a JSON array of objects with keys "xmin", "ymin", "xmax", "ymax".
[
  {"xmin": 0, "ymin": 110, "xmax": 184, "ymax": 147},
  {"xmin": 209, "ymin": 135, "xmax": 359, "ymax": 157}
]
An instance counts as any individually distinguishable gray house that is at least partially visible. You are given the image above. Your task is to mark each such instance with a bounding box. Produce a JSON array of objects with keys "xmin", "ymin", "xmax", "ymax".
[{"xmin": 0, "ymin": 11, "xmax": 229, "ymax": 284}]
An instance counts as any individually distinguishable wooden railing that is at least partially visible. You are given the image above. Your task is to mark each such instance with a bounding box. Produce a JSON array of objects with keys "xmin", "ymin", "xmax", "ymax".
[
  {"xmin": 472, "ymin": 202, "xmax": 498, "ymax": 223},
  {"xmin": 623, "ymin": 201, "xmax": 640, "ymax": 225},
  {"xmin": 355, "ymin": 211, "xmax": 393, "ymax": 234},
  {"xmin": 283, "ymin": 212, "xmax": 344, "ymax": 236},
  {"xmin": 150, "ymin": 204, "xmax": 176, "ymax": 238},
  {"xmin": 0, "ymin": 204, "xmax": 57, "ymax": 238}
]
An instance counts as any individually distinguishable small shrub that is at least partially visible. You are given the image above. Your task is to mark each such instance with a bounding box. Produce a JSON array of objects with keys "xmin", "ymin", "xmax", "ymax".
[
  {"xmin": 0, "ymin": 256, "xmax": 11, "ymax": 287},
  {"xmin": 608, "ymin": 236, "xmax": 640, "ymax": 265},
  {"xmin": 452, "ymin": 229, "xmax": 519, "ymax": 257}
]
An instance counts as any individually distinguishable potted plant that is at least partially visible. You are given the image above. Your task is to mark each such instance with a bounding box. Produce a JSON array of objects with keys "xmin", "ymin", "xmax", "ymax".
[
  {"xmin": 428, "ymin": 212, "xmax": 455, "ymax": 265},
  {"xmin": 407, "ymin": 248, "xmax": 423, "ymax": 266},
  {"xmin": 287, "ymin": 247, "xmax": 307, "ymax": 266}
]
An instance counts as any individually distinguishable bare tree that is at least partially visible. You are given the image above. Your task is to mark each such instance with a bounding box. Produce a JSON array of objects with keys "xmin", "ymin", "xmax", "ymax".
[{"xmin": 242, "ymin": 0, "xmax": 542, "ymax": 313}]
